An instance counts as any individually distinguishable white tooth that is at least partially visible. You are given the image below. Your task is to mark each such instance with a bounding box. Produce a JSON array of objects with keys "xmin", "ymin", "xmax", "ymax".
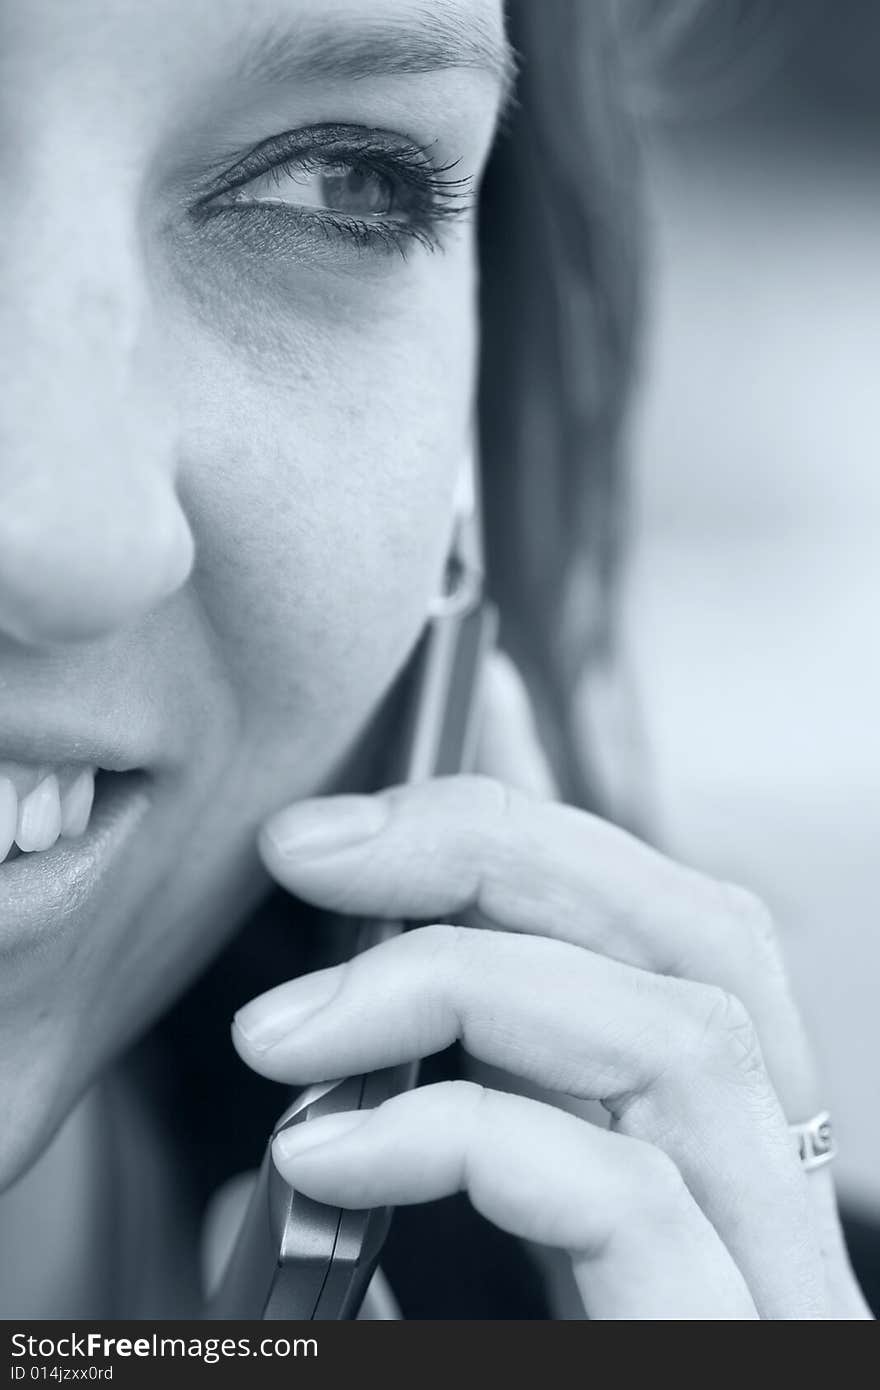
[
  {"xmin": 61, "ymin": 768, "xmax": 96, "ymax": 839},
  {"xmin": 0, "ymin": 778, "xmax": 16, "ymax": 863},
  {"xmin": 16, "ymin": 774, "xmax": 62, "ymax": 853}
]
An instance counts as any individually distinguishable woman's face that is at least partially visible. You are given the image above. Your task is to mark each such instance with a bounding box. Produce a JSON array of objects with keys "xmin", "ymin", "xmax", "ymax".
[{"xmin": 0, "ymin": 0, "xmax": 506, "ymax": 1185}]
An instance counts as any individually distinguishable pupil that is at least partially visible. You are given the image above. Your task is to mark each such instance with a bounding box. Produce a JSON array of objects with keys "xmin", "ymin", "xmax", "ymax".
[{"xmin": 320, "ymin": 165, "xmax": 393, "ymax": 216}]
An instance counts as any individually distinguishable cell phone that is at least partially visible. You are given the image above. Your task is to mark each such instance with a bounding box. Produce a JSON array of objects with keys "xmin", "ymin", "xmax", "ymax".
[{"xmin": 205, "ymin": 473, "xmax": 496, "ymax": 1320}]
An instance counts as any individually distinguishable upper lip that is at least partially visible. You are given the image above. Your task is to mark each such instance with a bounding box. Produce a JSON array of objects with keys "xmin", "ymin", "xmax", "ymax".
[{"xmin": 0, "ymin": 722, "xmax": 143, "ymax": 774}]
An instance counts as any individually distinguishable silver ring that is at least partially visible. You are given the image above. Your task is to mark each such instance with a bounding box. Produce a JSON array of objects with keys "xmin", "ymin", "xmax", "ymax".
[{"xmin": 790, "ymin": 1110, "xmax": 836, "ymax": 1171}]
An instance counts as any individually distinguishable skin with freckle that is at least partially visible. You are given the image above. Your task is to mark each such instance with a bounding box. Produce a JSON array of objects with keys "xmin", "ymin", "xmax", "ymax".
[{"xmin": 0, "ymin": 0, "xmax": 504, "ymax": 1188}]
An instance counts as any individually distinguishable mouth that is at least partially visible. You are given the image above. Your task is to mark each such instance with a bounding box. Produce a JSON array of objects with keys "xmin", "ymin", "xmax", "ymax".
[
  {"xmin": 0, "ymin": 764, "xmax": 148, "ymax": 864},
  {"xmin": 0, "ymin": 759, "xmax": 152, "ymax": 954},
  {"xmin": 1, "ymin": 762, "xmax": 101, "ymax": 864},
  {"xmin": 0, "ymin": 720, "xmax": 154, "ymax": 867}
]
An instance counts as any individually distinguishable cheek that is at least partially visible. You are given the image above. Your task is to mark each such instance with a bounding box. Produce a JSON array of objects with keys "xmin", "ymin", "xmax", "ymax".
[{"xmin": 169, "ymin": 254, "xmax": 477, "ymax": 772}]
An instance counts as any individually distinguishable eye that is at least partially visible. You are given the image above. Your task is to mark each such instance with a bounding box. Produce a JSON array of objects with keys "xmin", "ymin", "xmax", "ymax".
[
  {"xmin": 236, "ymin": 159, "xmax": 404, "ymax": 220},
  {"xmin": 196, "ymin": 125, "xmax": 475, "ymax": 259}
]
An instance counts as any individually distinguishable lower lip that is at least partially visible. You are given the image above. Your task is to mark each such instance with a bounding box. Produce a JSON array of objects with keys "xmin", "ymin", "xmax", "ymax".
[{"xmin": 0, "ymin": 772, "xmax": 151, "ymax": 958}]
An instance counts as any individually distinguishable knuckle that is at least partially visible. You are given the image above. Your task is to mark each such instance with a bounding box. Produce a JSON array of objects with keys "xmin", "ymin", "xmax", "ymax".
[
  {"xmin": 717, "ymin": 880, "xmax": 781, "ymax": 966},
  {"xmin": 416, "ymin": 776, "xmax": 527, "ymax": 916},
  {"xmin": 617, "ymin": 981, "xmax": 772, "ymax": 1140},
  {"xmin": 411, "ymin": 921, "xmax": 477, "ymax": 988},
  {"xmin": 412, "ymin": 920, "xmax": 459, "ymax": 954},
  {"xmin": 467, "ymin": 773, "xmax": 527, "ymax": 828},
  {"xmin": 427, "ymin": 1078, "xmax": 486, "ymax": 1112},
  {"xmin": 425, "ymin": 1079, "xmax": 489, "ymax": 1190},
  {"xmin": 690, "ymin": 983, "xmax": 765, "ymax": 1080}
]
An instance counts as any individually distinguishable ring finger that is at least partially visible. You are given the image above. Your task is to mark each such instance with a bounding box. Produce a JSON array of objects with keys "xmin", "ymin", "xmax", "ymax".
[{"xmin": 271, "ymin": 1080, "xmax": 759, "ymax": 1320}]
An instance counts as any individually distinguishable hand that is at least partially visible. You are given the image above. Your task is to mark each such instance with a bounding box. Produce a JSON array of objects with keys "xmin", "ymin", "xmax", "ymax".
[{"xmin": 233, "ymin": 653, "xmax": 871, "ymax": 1319}]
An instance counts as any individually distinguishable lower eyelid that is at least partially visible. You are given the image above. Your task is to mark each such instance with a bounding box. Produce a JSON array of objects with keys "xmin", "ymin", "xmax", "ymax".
[{"xmin": 199, "ymin": 200, "xmax": 448, "ymax": 261}]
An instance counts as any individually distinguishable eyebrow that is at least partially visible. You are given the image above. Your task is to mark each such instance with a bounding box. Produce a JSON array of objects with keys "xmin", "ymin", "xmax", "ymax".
[{"xmin": 235, "ymin": 9, "xmax": 518, "ymax": 107}]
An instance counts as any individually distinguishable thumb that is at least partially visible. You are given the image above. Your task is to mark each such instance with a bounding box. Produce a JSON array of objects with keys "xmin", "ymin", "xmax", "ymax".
[{"xmin": 474, "ymin": 649, "xmax": 559, "ymax": 800}]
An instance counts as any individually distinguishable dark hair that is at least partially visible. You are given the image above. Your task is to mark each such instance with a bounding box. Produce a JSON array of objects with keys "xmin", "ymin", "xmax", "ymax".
[{"xmin": 479, "ymin": 0, "xmax": 644, "ymax": 813}]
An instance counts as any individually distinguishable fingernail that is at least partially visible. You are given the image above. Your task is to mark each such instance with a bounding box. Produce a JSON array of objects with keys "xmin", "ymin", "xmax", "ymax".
[
  {"xmin": 233, "ymin": 966, "xmax": 343, "ymax": 1052},
  {"xmin": 273, "ymin": 1110, "xmax": 370, "ymax": 1165},
  {"xmin": 262, "ymin": 795, "xmax": 388, "ymax": 860}
]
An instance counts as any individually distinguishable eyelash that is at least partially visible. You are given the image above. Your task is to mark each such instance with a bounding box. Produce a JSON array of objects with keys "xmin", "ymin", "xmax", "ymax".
[{"xmin": 197, "ymin": 124, "xmax": 475, "ymax": 258}]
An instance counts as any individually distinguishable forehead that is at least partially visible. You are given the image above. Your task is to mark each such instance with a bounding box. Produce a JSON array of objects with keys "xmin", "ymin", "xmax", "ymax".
[{"xmin": 2, "ymin": 0, "xmax": 510, "ymax": 91}]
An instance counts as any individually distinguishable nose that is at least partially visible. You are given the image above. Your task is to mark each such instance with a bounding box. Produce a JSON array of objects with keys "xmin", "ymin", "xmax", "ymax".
[{"xmin": 0, "ymin": 195, "xmax": 194, "ymax": 645}]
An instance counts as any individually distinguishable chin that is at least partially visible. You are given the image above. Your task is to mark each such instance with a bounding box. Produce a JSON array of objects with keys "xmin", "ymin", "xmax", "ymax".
[{"xmin": 0, "ymin": 1044, "xmax": 76, "ymax": 1193}]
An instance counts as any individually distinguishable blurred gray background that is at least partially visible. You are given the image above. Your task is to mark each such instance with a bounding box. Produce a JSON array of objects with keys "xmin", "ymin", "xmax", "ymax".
[{"xmin": 623, "ymin": 0, "xmax": 880, "ymax": 1213}]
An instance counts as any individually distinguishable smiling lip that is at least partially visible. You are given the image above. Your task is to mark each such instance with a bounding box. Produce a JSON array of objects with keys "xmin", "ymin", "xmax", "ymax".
[
  {"xmin": 0, "ymin": 726, "xmax": 141, "ymax": 776},
  {"xmin": 0, "ymin": 770, "xmax": 152, "ymax": 959}
]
